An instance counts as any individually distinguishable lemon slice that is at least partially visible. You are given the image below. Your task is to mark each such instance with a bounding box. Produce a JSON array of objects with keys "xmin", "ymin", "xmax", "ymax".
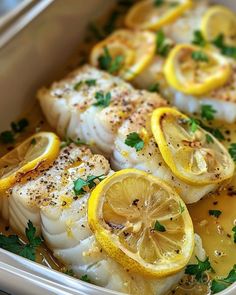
[
  {"xmin": 125, "ymin": 0, "xmax": 192, "ymax": 31},
  {"xmin": 151, "ymin": 107, "xmax": 235, "ymax": 185},
  {"xmin": 88, "ymin": 169, "xmax": 194, "ymax": 278},
  {"xmin": 164, "ymin": 44, "xmax": 232, "ymax": 95},
  {"xmin": 90, "ymin": 29, "xmax": 156, "ymax": 80},
  {"xmin": 0, "ymin": 132, "xmax": 60, "ymax": 192},
  {"xmin": 201, "ymin": 5, "xmax": 236, "ymax": 46}
]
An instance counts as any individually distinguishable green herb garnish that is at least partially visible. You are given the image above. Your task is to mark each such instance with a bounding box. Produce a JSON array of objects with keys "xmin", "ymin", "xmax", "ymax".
[
  {"xmin": 209, "ymin": 210, "xmax": 222, "ymax": 218},
  {"xmin": 0, "ymin": 131, "xmax": 14, "ymax": 144},
  {"xmin": 94, "ymin": 91, "xmax": 111, "ymax": 108},
  {"xmin": 192, "ymin": 51, "xmax": 209, "ymax": 62},
  {"xmin": 0, "ymin": 221, "xmax": 42, "ymax": 261},
  {"xmin": 201, "ymin": 105, "xmax": 217, "ymax": 121},
  {"xmin": 11, "ymin": 118, "xmax": 29, "ymax": 133},
  {"xmin": 148, "ymin": 83, "xmax": 160, "ymax": 93},
  {"xmin": 188, "ymin": 118, "xmax": 200, "ymax": 133},
  {"xmin": 81, "ymin": 274, "xmax": 91, "ymax": 283},
  {"xmin": 154, "ymin": 220, "xmax": 166, "ymax": 232},
  {"xmin": 192, "ymin": 30, "xmax": 207, "ymax": 47},
  {"xmin": 206, "ymin": 134, "xmax": 214, "ymax": 144},
  {"xmin": 125, "ymin": 132, "xmax": 144, "ymax": 152},
  {"xmin": 211, "ymin": 265, "xmax": 236, "ymax": 294},
  {"xmin": 185, "ymin": 256, "xmax": 213, "ymax": 282},
  {"xmin": 98, "ymin": 47, "xmax": 124, "ymax": 74},
  {"xmin": 229, "ymin": 143, "xmax": 236, "ymax": 162},
  {"xmin": 73, "ymin": 175, "xmax": 105, "ymax": 196},
  {"xmin": 60, "ymin": 137, "xmax": 85, "ymax": 149},
  {"xmin": 154, "ymin": 0, "xmax": 164, "ymax": 6},
  {"xmin": 0, "ymin": 118, "xmax": 29, "ymax": 144},
  {"xmin": 64, "ymin": 269, "xmax": 75, "ymax": 277},
  {"xmin": 156, "ymin": 31, "xmax": 171, "ymax": 57},
  {"xmin": 179, "ymin": 201, "xmax": 185, "ymax": 214},
  {"xmin": 85, "ymin": 79, "xmax": 96, "ymax": 86},
  {"xmin": 213, "ymin": 34, "xmax": 236, "ymax": 59},
  {"xmin": 232, "ymin": 226, "xmax": 236, "ymax": 243}
]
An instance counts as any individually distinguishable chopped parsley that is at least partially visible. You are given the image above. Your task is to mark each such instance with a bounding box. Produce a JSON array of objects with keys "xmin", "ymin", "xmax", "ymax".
[
  {"xmin": 201, "ymin": 105, "xmax": 217, "ymax": 121},
  {"xmin": 85, "ymin": 79, "xmax": 96, "ymax": 86},
  {"xmin": 31, "ymin": 138, "xmax": 37, "ymax": 145},
  {"xmin": 200, "ymin": 122, "xmax": 225, "ymax": 141},
  {"xmin": 229, "ymin": 143, "xmax": 236, "ymax": 162},
  {"xmin": 206, "ymin": 134, "xmax": 214, "ymax": 144},
  {"xmin": 81, "ymin": 274, "xmax": 91, "ymax": 283},
  {"xmin": 154, "ymin": 0, "xmax": 164, "ymax": 6},
  {"xmin": 60, "ymin": 137, "xmax": 85, "ymax": 149},
  {"xmin": 64, "ymin": 269, "xmax": 75, "ymax": 277},
  {"xmin": 213, "ymin": 34, "xmax": 236, "ymax": 59},
  {"xmin": 156, "ymin": 31, "xmax": 171, "ymax": 57},
  {"xmin": 154, "ymin": 220, "xmax": 166, "ymax": 232},
  {"xmin": 74, "ymin": 81, "xmax": 83, "ymax": 91},
  {"xmin": 148, "ymin": 83, "xmax": 160, "ymax": 93},
  {"xmin": 11, "ymin": 118, "xmax": 29, "ymax": 133},
  {"xmin": 188, "ymin": 118, "xmax": 200, "ymax": 133},
  {"xmin": 185, "ymin": 256, "xmax": 213, "ymax": 282},
  {"xmin": 0, "ymin": 221, "xmax": 42, "ymax": 261},
  {"xmin": 211, "ymin": 265, "xmax": 236, "ymax": 294},
  {"xmin": 94, "ymin": 91, "xmax": 111, "ymax": 108},
  {"xmin": 0, "ymin": 118, "xmax": 29, "ymax": 144},
  {"xmin": 232, "ymin": 226, "xmax": 236, "ymax": 243},
  {"xmin": 192, "ymin": 51, "xmax": 209, "ymax": 62},
  {"xmin": 73, "ymin": 175, "xmax": 105, "ymax": 196},
  {"xmin": 192, "ymin": 30, "xmax": 207, "ymax": 47},
  {"xmin": 125, "ymin": 132, "xmax": 144, "ymax": 152},
  {"xmin": 179, "ymin": 201, "xmax": 185, "ymax": 214},
  {"xmin": 98, "ymin": 47, "xmax": 124, "ymax": 74},
  {"xmin": 209, "ymin": 210, "xmax": 222, "ymax": 218}
]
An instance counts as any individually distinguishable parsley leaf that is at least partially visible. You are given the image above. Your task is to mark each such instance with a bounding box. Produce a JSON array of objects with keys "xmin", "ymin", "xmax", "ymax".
[
  {"xmin": 185, "ymin": 256, "xmax": 213, "ymax": 282},
  {"xmin": 192, "ymin": 30, "xmax": 207, "ymax": 47},
  {"xmin": 73, "ymin": 175, "xmax": 105, "ymax": 196},
  {"xmin": 188, "ymin": 118, "xmax": 200, "ymax": 133},
  {"xmin": 94, "ymin": 91, "xmax": 111, "ymax": 108},
  {"xmin": 125, "ymin": 132, "xmax": 144, "ymax": 152},
  {"xmin": 0, "ymin": 221, "xmax": 42, "ymax": 261},
  {"xmin": 213, "ymin": 34, "xmax": 236, "ymax": 59},
  {"xmin": 154, "ymin": 220, "xmax": 166, "ymax": 232},
  {"xmin": 200, "ymin": 121, "xmax": 225, "ymax": 141},
  {"xmin": 0, "ymin": 118, "xmax": 29, "ymax": 144},
  {"xmin": 206, "ymin": 134, "xmax": 214, "ymax": 144},
  {"xmin": 211, "ymin": 265, "xmax": 236, "ymax": 294},
  {"xmin": 98, "ymin": 47, "xmax": 124, "ymax": 74},
  {"xmin": 156, "ymin": 31, "xmax": 171, "ymax": 57},
  {"xmin": 64, "ymin": 269, "xmax": 75, "ymax": 277},
  {"xmin": 201, "ymin": 105, "xmax": 217, "ymax": 121},
  {"xmin": 60, "ymin": 137, "xmax": 85, "ymax": 149},
  {"xmin": 0, "ymin": 131, "xmax": 14, "ymax": 144},
  {"xmin": 192, "ymin": 51, "xmax": 209, "ymax": 62},
  {"xmin": 209, "ymin": 210, "xmax": 222, "ymax": 218},
  {"xmin": 232, "ymin": 226, "xmax": 236, "ymax": 243},
  {"xmin": 148, "ymin": 83, "xmax": 160, "ymax": 93},
  {"xmin": 179, "ymin": 201, "xmax": 185, "ymax": 214},
  {"xmin": 154, "ymin": 0, "xmax": 164, "ymax": 6},
  {"xmin": 11, "ymin": 118, "xmax": 29, "ymax": 133},
  {"xmin": 85, "ymin": 79, "xmax": 96, "ymax": 86},
  {"xmin": 229, "ymin": 143, "xmax": 236, "ymax": 162},
  {"xmin": 81, "ymin": 274, "xmax": 91, "ymax": 283}
]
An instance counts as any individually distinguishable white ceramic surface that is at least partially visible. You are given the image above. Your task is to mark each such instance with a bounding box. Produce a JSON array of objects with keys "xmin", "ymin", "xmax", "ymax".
[{"xmin": 0, "ymin": 0, "xmax": 235, "ymax": 294}]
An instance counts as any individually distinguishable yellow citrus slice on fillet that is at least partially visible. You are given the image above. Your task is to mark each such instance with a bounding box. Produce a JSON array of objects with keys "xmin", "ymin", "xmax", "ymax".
[
  {"xmin": 0, "ymin": 132, "xmax": 60, "ymax": 193},
  {"xmin": 151, "ymin": 107, "xmax": 235, "ymax": 185},
  {"xmin": 90, "ymin": 29, "xmax": 156, "ymax": 80},
  {"xmin": 88, "ymin": 168, "xmax": 194, "ymax": 278},
  {"xmin": 201, "ymin": 5, "xmax": 236, "ymax": 46},
  {"xmin": 125, "ymin": 0, "xmax": 192, "ymax": 31},
  {"xmin": 164, "ymin": 44, "xmax": 232, "ymax": 95}
]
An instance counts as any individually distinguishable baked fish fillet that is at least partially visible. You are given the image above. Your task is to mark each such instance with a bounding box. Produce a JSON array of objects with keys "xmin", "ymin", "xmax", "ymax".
[
  {"xmin": 0, "ymin": 144, "xmax": 185, "ymax": 295},
  {"xmin": 38, "ymin": 65, "xmax": 225, "ymax": 204}
]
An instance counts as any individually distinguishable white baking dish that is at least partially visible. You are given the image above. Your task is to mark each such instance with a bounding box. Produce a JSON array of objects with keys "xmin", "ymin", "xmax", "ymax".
[{"xmin": 0, "ymin": 0, "xmax": 235, "ymax": 294}]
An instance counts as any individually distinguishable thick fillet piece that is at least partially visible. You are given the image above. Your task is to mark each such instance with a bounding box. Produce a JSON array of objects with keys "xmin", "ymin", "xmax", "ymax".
[
  {"xmin": 37, "ymin": 65, "xmax": 156, "ymax": 157},
  {"xmin": 1, "ymin": 144, "xmax": 183, "ymax": 295},
  {"xmin": 111, "ymin": 94, "xmax": 217, "ymax": 204}
]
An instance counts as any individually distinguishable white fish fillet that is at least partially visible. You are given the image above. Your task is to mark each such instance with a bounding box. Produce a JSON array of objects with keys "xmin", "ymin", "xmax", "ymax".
[
  {"xmin": 134, "ymin": 56, "xmax": 236, "ymax": 123},
  {"xmin": 38, "ymin": 65, "xmax": 224, "ymax": 204},
  {"xmin": 163, "ymin": 0, "xmax": 210, "ymax": 44},
  {"xmin": 1, "ymin": 144, "xmax": 185, "ymax": 295}
]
